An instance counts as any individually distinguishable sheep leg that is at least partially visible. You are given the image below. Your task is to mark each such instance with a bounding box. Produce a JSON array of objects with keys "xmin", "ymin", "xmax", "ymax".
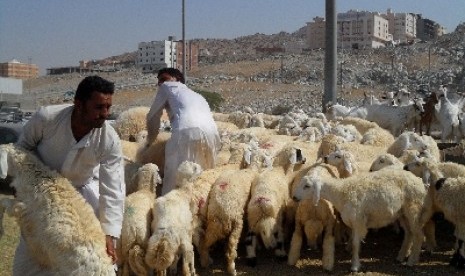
[
  {"xmin": 245, "ymin": 231, "xmax": 258, "ymax": 267},
  {"xmin": 423, "ymin": 219, "xmax": 437, "ymax": 253},
  {"xmin": 396, "ymin": 217, "xmax": 412, "ymax": 262},
  {"xmin": 287, "ymin": 223, "xmax": 303, "ymax": 266},
  {"xmin": 274, "ymin": 228, "xmax": 286, "ymax": 258},
  {"xmin": 404, "ymin": 213, "xmax": 424, "ymax": 266},
  {"xmin": 181, "ymin": 243, "xmax": 196, "ymax": 276},
  {"xmin": 0, "ymin": 198, "xmax": 15, "ymax": 239},
  {"xmin": 128, "ymin": 245, "xmax": 148, "ymax": 276},
  {"xmin": 350, "ymin": 226, "xmax": 367, "ymax": 272},
  {"xmin": 226, "ymin": 221, "xmax": 242, "ymax": 276},
  {"xmin": 321, "ymin": 233, "xmax": 335, "ymax": 272},
  {"xmin": 200, "ymin": 220, "xmax": 223, "ymax": 268}
]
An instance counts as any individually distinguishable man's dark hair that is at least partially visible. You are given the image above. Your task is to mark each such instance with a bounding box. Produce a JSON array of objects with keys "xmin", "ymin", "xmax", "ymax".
[
  {"xmin": 157, "ymin": 67, "xmax": 185, "ymax": 84},
  {"xmin": 75, "ymin": 75, "xmax": 115, "ymax": 102}
]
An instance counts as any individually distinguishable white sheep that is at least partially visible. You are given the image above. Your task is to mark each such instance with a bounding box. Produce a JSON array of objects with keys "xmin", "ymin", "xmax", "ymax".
[
  {"xmin": 113, "ymin": 106, "xmax": 150, "ymax": 141},
  {"xmin": 386, "ymin": 131, "xmax": 428, "ymax": 158},
  {"xmin": 369, "ymin": 153, "xmax": 405, "ymax": 172},
  {"xmin": 292, "ymin": 168, "xmax": 426, "ymax": 272},
  {"xmin": 0, "ymin": 143, "xmax": 114, "ymax": 275},
  {"xmin": 135, "ymin": 131, "xmax": 171, "ymax": 177},
  {"xmin": 199, "ymin": 146, "xmax": 272, "ymax": 275},
  {"xmin": 116, "ymin": 163, "xmax": 161, "ymax": 276},
  {"xmin": 420, "ymin": 177, "xmax": 465, "ymax": 268},
  {"xmin": 287, "ymin": 163, "xmax": 340, "ymax": 271},
  {"xmin": 323, "ymin": 148, "xmax": 359, "ymax": 178},
  {"xmin": 144, "ymin": 161, "xmax": 202, "ymax": 276},
  {"xmin": 200, "ymin": 169, "xmax": 259, "ymax": 275},
  {"xmin": 245, "ymin": 145, "xmax": 307, "ymax": 266}
]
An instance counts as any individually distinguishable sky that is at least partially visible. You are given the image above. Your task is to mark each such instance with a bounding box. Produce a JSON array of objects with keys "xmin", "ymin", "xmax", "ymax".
[{"xmin": 1, "ymin": 0, "xmax": 464, "ymax": 76}]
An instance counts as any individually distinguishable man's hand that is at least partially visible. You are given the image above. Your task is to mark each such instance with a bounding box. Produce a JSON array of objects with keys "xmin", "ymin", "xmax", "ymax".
[{"xmin": 105, "ymin": 235, "xmax": 118, "ymax": 264}]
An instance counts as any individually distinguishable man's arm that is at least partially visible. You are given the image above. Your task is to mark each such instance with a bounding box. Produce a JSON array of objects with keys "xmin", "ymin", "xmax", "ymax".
[{"xmin": 146, "ymin": 84, "xmax": 170, "ymax": 144}]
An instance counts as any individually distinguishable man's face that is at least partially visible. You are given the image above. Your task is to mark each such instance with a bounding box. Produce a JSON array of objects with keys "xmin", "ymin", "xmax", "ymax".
[
  {"xmin": 75, "ymin": 91, "xmax": 112, "ymax": 129},
  {"xmin": 157, "ymin": 73, "xmax": 176, "ymax": 85}
]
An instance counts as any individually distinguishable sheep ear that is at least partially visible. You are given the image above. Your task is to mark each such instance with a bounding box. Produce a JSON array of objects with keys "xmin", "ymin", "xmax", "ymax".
[
  {"xmin": 0, "ymin": 149, "xmax": 8, "ymax": 179},
  {"xmin": 289, "ymin": 150, "xmax": 297, "ymax": 165},
  {"xmin": 343, "ymin": 158, "xmax": 353, "ymax": 174},
  {"xmin": 243, "ymin": 149, "xmax": 252, "ymax": 166},
  {"xmin": 422, "ymin": 169, "xmax": 431, "ymax": 186},
  {"xmin": 312, "ymin": 180, "xmax": 321, "ymax": 206}
]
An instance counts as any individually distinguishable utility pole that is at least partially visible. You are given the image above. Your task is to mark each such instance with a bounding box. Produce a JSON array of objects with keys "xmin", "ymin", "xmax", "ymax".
[
  {"xmin": 323, "ymin": 0, "xmax": 337, "ymax": 112},
  {"xmin": 182, "ymin": 0, "xmax": 187, "ymax": 81}
]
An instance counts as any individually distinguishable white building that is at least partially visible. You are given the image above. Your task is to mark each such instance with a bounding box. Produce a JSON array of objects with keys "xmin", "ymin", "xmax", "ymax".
[
  {"xmin": 337, "ymin": 10, "xmax": 390, "ymax": 49},
  {"xmin": 383, "ymin": 9, "xmax": 416, "ymax": 44},
  {"xmin": 136, "ymin": 38, "xmax": 178, "ymax": 73}
]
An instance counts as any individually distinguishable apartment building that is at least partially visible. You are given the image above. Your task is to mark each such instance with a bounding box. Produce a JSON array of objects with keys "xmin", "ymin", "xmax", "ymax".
[
  {"xmin": 136, "ymin": 37, "xmax": 178, "ymax": 73},
  {"xmin": 383, "ymin": 9, "xmax": 416, "ymax": 44},
  {"xmin": 416, "ymin": 14, "xmax": 447, "ymax": 41},
  {"xmin": 176, "ymin": 40, "xmax": 199, "ymax": 72},
  {"xmin": 0, "ymin": 59, "xmax": 39, "ymax": 79},
  {"xmin": 307, "ymin": 9, "xmax": 445, "ymax": 50},
  {"xmin": 306, "ymin": 17, "xmax": 326, "ymax": 50},
  {"xmin": 337, "ymin": 10, "xmax": 390, "ymax": 49}
]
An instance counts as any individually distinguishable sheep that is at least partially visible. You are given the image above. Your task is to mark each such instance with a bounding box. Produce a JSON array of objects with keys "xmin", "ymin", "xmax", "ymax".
[
  {"xmin": 419, "ymin": 135, "xmax": 441, "ymax": 162},
  {"xmin": 113, "ymin": 106, "xmax": 150, "ymax": 141},
  {"xmin": 199, "ymin": 146, "xmax": 272, "ymax": 275},
  {"xmin": 292, "ymin": 168, "xmax": 426, "ymax": 272},
  {"xmin": 135, "ymin": 131, "xmax": 171, "ymax": 177},
  {"xmin": 386, "ymin": 131, "xmax": 428, "ymax": 158},
  {"xmin": 200, "ymin": 169, "xmax": 259, "ymax": 276},
  {"xmin": 116, "ymin": 163, "xmax": 162, "ymax": 276},
  {"xmin": 0, "ymin": 143, "xmax": 114, "ymax": 275},
  {"xmin": 420, "ymin": 177, "xmax": 465, "ymax": 268},
  {"xmin": 330, "ymin": 123, "xmax": 362, "ymax": 142},
  {"xmin": 144, "ymin": 161, "xmax": 202, "ymax": 276},
  {"xmin": 403, "ymin": 157, "xmax": 465, "ymax": 186},
  {"xmin": 245, "ymin": 145, "xmax": 307, "ymax": 266},
  {"xmin": 316, "ymin": 134, "xmax": 347, "ymax": 160},
  {"xmin": 325, "ymin": 102, "xmax": 351, "ymax": 121},
  {"xmin": 323, "ymin": 148, "xmax": 359, "ymax": 178},
  {"xmin": 369, "ymin": 153, "xmax": 405, "ymax": 172},
  {"xmin": 287, "ymin": 163, "xmax": 340, "ymax": 271},
  {"xmin": 360, "ymin": 126, "xmax": 395, "ymax": 147}
]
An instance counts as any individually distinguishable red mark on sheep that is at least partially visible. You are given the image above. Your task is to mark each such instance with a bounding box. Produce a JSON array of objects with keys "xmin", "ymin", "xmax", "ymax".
[
  {"xmin": 218, "ymin": 182, "xmax": 229, "ymax": 190},
  {"xmin": 260, "ymin": 143, "xmax": 273, "ymax": 149},
  {"xmin": 255, "ymin": 197, "xmax": 270, "ymax": 204}
]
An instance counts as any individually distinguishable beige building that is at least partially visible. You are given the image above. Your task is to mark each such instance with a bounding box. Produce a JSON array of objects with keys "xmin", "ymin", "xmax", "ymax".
[
  {"xmin": 383, "ymin": 9, "xmax": 416, "ymax": 44},
  {"xmin": 337, "ymin": 10, "xmax": 390, "ymax": 49},
  {"xmin": 176, "ymin": 41, "xmax": 199, "ymax": 72},
  {"xmin": 0, "ymin": 59, "xmax": 39, "ymax": 79},
  {"xmin": 306, "ymin": 16, "xmax": 326, "ymax": 50}
]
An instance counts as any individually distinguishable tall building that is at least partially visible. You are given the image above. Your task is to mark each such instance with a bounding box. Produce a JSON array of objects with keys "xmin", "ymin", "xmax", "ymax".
[
  {"xmin": 176, "ymin": 40, "xmax": 199, "ymax": 72},
  {"xmin": 307, "ymin": 17, "xmax": 326, "ymax": 50},
  {"xmin": 0, "ymin": 59, "xmax": 39, "ymax": 79},
  {"xmin": 383, "ymin": 9, "xmax": 416, "ymax": 44},
  {"xmin": 136, "ymin": 37, "xmax": 178, "ymax": 73},
  {"xmin": 416, "ymin": 14, "xmax": 447, "ymax": 41},
  {"xmin": 337, "ymin": 10, "xmax": 390, "ymax": 49}
]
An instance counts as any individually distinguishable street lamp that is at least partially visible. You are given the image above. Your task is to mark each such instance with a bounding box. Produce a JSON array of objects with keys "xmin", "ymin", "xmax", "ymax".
[{"xmin": 182, "ymin": 0, "xmax": 187, "ymax": 81}]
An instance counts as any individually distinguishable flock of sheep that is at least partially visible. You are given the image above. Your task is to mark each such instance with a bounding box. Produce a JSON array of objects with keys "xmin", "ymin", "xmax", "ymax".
[{"xmin": 1, "ymin": 84, "xmax": 465, "ymax": 275}]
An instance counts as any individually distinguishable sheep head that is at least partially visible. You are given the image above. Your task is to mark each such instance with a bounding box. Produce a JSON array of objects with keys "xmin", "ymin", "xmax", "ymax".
[
  {"xmin": 175, "ymin": 161, "xmax": 202, "ymax": 189},
  {"xmin": 255, "ymin": 216, "xmax": 279, "ymax": 249},
  {"xmin": 324, "ymin": 148, "xmax": 357, "ymax": 176},
  {"xmin": 369, "ymin": 154, "xmax": 400, "ymax": 172},
  {"xmin": 132, "ymin": 163, "xmax": 161, "ymax": 193},
  {"xmin": 292, "ymin": 175, "xmax": 322, "ymax": 206}
]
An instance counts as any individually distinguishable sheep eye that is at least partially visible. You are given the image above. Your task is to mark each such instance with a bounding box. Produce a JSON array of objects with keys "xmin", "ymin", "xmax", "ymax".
[{"xmin": 304, "ymin": 184, "xmax": 310, "ymax": 189}]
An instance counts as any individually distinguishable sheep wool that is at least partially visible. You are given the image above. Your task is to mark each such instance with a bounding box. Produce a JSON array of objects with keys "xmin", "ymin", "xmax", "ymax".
[{"xmin": 0, "ymin": 143, "xmax": 114, "ymax": 275}]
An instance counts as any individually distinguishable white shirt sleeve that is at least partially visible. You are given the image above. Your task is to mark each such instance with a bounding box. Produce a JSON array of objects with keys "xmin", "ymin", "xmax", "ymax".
[
  {"xmin": 98, "ymin": 137, "xmax": 126, "ymax": 237},
  {"xmin": 146, "ymin": 84, "xmax": 169, "ymax": 144}
]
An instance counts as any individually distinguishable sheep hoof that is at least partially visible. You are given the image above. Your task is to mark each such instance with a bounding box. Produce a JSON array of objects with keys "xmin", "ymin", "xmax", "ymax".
[
  {"xmin": 246, "ymin": 257, "xmax": 257, "ymax": 267},
  {"xmin": 350, "ymin": 264, "xmax": 360, "ymax": 272}
]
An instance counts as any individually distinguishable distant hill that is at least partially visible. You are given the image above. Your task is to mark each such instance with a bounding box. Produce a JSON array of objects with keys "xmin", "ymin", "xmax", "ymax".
[{"xmin": 95, "ymin": 27, "xmax": 307, "ymax": 66}]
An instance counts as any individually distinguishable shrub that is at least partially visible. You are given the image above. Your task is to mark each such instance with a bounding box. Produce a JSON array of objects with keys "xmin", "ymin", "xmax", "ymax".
[{"xmin": 194, "ymin": 89, "xmax": 224, "ymax": 111}]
